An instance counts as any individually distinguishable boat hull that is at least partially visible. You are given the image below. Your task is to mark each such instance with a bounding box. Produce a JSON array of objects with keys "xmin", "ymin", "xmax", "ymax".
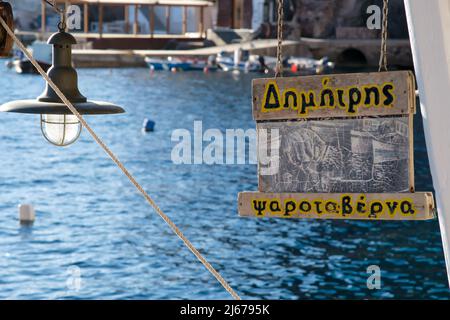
[
  {"xmin": 145, "ymin": 57, "xmax": 218, "ymax": 72},
  {"xmin": 405, "ymin": 0, "xmax": 450, "ymax": 286},
  {"xmin": 11, "ymin": 59, "xmax": 51, "ymax": 74}
]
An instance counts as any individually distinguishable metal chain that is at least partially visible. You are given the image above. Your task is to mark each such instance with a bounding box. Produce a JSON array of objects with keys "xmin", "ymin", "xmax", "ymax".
[
  {"xmin": 275, "ymin": 0, "xmax": 284, "ymax": 77},
  {"xmin": 378, "ymin": 0, "xmax": 389, "ymax": 72},
  {"xmin": 44, "ymin": 0, "xmax": 60, "ymax": 12},
  {"xmin": 0, "ymin": 15, "xmax": 241, "ymax": 301},
  {"xmin": 44, "ymin": 0, "xmax": 66, "ymax": 30}
]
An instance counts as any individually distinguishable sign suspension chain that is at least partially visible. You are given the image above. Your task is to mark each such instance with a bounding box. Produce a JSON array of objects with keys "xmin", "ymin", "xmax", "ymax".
[
  {"xmin": 275, "ymin": 0, "xmax": 284, "ymax": 77},
  {"xmin": 379, "ymin": 0, "xmax": 389, "ymax": 72}
]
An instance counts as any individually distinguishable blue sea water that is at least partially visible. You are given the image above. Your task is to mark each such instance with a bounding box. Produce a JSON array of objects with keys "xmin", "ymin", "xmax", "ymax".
[{"xmin": 0, "ymin": 62, "xmax": 449, "ymax": 299}]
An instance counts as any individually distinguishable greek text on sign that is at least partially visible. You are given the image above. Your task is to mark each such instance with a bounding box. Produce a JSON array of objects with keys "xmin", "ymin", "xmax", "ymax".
[
  {"xmin": 238, "ymin": 192, "xmax": 434, "ymax": 220},
  {"xmin": 252, "ymin": 71, "xmax": 416, "ymax": 120}
]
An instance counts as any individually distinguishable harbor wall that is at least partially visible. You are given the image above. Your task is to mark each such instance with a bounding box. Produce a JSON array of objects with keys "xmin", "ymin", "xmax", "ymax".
[{"xmin": 217, "ymin": 0, "xmax": 412, "ymax": 67}]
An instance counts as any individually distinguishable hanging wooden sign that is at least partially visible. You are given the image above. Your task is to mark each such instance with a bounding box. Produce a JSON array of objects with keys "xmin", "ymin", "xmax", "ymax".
[
  {"xmin": 239, "ymin": 70, "xmax": 435, "ymax": 220},
  {"xmin": 0, "ymin": 1, "xmax": 14, "ymax": 57}
]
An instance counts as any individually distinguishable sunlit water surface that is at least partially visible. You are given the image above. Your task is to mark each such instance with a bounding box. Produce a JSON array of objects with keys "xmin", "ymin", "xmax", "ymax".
[{"xmin": 0, "ymin": 62, "xmax": 449, "ymax": 299}]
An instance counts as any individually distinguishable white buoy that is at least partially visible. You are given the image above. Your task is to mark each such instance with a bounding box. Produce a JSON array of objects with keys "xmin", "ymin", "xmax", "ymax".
[{"xmin": 18, "ymin": 204, "xmax": 35, "ymax": 224}]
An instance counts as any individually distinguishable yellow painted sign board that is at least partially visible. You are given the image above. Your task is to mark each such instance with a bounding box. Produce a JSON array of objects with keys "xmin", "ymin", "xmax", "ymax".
[
  {"xmin": 238, "ymin": 192, "xmax": 435, "ymax": 220},
  {"xmin": 252, "ymin": 71, "xmax": 416, "ymax": 120}
]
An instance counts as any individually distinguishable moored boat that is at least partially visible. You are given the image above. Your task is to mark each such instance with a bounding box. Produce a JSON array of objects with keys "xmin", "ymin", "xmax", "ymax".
[
  {"xmin": 287, "ymin": 56, "xmax": 335, "ymax": 75},
  {"xmin": 145, "ymin": 56, "xmax": 218, "ymax": 72},
  {"xmin": 216, "ymin": 52, "xmax": 264, "ymax": 73},
  {"xmin": 6, "ymin": 41, "xmax": 51, "ymax": 74}
]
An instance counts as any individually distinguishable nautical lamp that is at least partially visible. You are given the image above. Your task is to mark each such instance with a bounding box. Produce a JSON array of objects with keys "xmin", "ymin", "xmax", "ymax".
[{"xmin": 0, "ymin": 29, "xmax": 124, "ymax": 146}]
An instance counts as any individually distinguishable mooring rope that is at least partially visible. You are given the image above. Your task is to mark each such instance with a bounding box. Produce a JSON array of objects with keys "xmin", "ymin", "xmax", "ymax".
[{"xmin": 0, "ymin": 16, "xmax": 241, "ymax": 300}]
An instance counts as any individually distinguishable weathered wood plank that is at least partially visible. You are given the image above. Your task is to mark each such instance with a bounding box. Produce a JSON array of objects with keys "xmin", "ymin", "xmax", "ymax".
[
  {"xmin": 238, "ymin": 192, "xmax": 435, "ymax": 220},
  {"xmin": 84, "ymin": 3, "xmax": 89, "ymax": 33},
  {"xmin": 257, "ymin": 116, "xmax": 414, "ymax": 193},
  {"xmin": 252, "ymin": 71, "xmax": 416, "ymax": 121}
]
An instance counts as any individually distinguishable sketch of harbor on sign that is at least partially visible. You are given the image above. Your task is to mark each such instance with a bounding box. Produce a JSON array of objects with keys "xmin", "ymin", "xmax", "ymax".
[{"xmin": 258, "ymin": 117, "xmax": 412, "ymax": 193}]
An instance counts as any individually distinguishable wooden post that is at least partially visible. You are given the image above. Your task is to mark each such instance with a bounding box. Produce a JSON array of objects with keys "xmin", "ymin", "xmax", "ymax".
[
  {"xmin": 198, "ymin": 6, "xmax": 204, "ymax": 38},
  {"xmin": 41, "ymin": 0, "xmax": 46, "ymax": 34},
  {"xmin": 182, "ymin": 6, "xmax": 187, "ymax": 35},
  {"xmin": 149, "ymin": 5, "xmax": 155, "ymax": 37},
  {"xmin": 166, "ymin": 6, "xmax": 171, "ymax": 34},
  {"xmin": 83, "ymin": 3, "xmax": 89, "ymax": 33},
  {"xmin": 98, "ymin": 3, "xmax": 103, "ymax": 37},
  {"xmin": 133, "ymin": 4, "xmax": 139, "ymax": 35},
  {"xmin": 124, "ymin": 4, "xmax": 129, "ymax": 33}
]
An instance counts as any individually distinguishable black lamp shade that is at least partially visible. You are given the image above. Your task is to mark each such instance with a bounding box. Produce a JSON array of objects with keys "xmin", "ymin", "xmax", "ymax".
[
  {"xmin": 0, "ymin": 100, "xmax": 125, "ymax": 115},
  {"xmin": 0, "ymin": 30, "xmax": 125, "ymax": 115}
]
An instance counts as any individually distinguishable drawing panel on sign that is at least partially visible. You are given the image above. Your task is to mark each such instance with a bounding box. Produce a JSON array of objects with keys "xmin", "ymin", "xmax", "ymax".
[{"xmin": 258, "ymin": 117, "xmax": 412, "ymax": 193}]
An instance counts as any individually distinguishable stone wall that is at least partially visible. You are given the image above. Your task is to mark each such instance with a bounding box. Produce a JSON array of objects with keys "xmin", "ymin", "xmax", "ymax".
[{"xmin": 285, "ymin": 0, "xmax": 409, "ymax": 39}]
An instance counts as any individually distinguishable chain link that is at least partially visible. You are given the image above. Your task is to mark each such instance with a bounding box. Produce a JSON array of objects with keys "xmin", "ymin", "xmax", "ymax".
[
  {"xmin": 378, "ymin": 0, "xmax": 389, "ymax": 72},
  {"xmin": 275, "ymin": 0, "xmax": 284, "ymax": 77}
]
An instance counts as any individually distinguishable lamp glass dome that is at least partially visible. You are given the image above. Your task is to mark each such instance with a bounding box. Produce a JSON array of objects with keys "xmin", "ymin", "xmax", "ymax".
[{"xmin": 40, "ymin": 114, "xmax": 82, "ymax": 146}]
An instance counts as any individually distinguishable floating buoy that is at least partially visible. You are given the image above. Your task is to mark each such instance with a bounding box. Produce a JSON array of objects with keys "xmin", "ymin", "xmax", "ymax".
[
  {"xmin": 142, "ymin": 118, "xmax": 155, "ymax": 132},
  {"xmin": 18, "ymin": 204, "xmax": 35, "ymax": 225}
]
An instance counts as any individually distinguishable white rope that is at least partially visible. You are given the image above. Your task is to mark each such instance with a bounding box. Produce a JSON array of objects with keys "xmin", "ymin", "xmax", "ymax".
[{"xmin": 0, "ymin": 16, "xmax": 241, "ymax": 300}]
